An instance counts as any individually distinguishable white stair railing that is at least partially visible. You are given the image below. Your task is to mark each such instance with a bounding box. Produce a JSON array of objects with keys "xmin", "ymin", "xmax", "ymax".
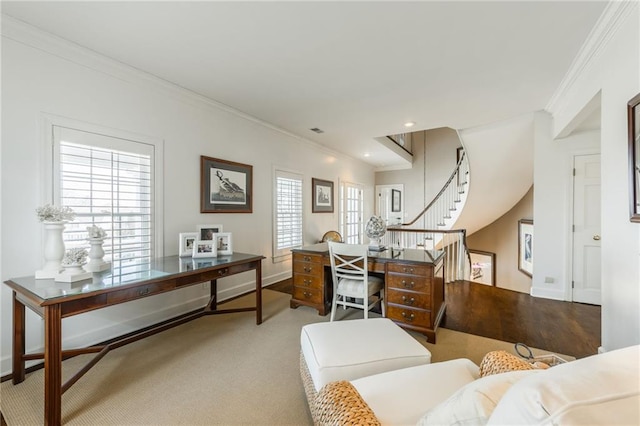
[{"xmin": 381, "ymin": 149, "xmax": 471, "ymax": 282}]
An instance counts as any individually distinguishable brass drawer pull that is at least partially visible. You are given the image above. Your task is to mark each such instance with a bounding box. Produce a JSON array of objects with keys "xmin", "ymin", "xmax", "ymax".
[
  {"xmin": 401, "ymin": 311, "xmax": 415, "ymax": 322},
  {"xmin": 138, "ymin": 287, "xmax": 151, "ymax": 296},
  {"xmin": 401, "ymin": 295, "xmax": 416, "ymax": 305},
  {"xmin": 401, "ymin": 280, "xmax": 415, "ymax": 289},
  {"xmin": 303, "ymin": 279, "xmax": 311, "ymax": 286},
  {"xmin": 303, "ymin": 256, "xmax": 311, "ymax": 261},
  {"xmin": 303, "ymin": 267, "xmax": 312, "ymax": 273},
  {"xmin": 403, "ymin": 267, "xmax": 415, "ymax": 274},
  {"xmin": 303, "ymin": 291, "xmax": 313, "ymax": 298},
  {"xmin": 217, "ymin": 268, "xmax": 228, "ymax": 276}
]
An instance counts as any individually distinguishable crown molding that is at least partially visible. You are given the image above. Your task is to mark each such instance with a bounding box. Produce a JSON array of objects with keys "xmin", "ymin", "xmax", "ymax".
[
  {"xmin": 0, "ymin": 14, "xmax": 355, "ymax": 161},
  {"xmin": 546, "ymin": 1, "xmax": 638, "ymax": 114}
]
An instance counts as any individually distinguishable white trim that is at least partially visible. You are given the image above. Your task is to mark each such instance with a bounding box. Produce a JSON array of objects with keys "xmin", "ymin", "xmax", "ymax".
[
  {"xmin": 2, "ymin": 15, "xmax": 355, "ymax": 164},
  {"xmin": 546, "ymin": 1, "xmax": 638, "ymax": 114},
  {"xmin": 272, "ymin": 166, "xmax": 304, "ymax": 261},
  {"xmin": 530, "ymin": 286, "xmax": 566, "ymax": 301},
  {"xmin": 40, "ymin": 113, "xmax": 165, "ymax": 258}
]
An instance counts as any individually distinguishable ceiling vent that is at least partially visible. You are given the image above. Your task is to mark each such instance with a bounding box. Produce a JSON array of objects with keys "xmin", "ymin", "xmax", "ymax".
[{"xmin": 310, "ymin": 128, "xmax": 324, "ymax": 134}]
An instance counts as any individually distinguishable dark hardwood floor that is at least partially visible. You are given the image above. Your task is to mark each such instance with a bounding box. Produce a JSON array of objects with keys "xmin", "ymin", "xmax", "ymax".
[{"xmin": 266, "ymin": 279, "xmax": 600, "ymax": 359}]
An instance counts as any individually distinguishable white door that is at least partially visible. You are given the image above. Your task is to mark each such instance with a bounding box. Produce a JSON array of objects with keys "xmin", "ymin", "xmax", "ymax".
[{"xmin": 572, "ymin": 154, "xmax": 601, "ymax": 305}]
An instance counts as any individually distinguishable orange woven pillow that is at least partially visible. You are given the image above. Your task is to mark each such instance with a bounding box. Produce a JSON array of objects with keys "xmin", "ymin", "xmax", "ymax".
[{"xmin": 480, "ymin": 350, "xmax": 534, "ymax": 377}]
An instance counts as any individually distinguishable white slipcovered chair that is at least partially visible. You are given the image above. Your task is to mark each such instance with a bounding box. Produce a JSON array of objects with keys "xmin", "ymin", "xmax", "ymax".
[{"xmin": 328, "ymin": 242, "xmax": 385, "ymax": 321}]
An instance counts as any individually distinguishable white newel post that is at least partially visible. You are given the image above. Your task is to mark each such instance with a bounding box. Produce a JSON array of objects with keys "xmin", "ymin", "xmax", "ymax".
[{"xmin": 35, "ymin": 221, "xmax": 66, "ymax": 279}]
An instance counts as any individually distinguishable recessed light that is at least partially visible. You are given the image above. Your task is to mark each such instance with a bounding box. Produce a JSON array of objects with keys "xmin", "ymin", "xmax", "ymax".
[
  {"xmin": 364, "ymin": 153, "xmax": 370, "ymax": 157},
  {"xmin": 404, "ymin": 121, "xmax": 415, "ymax": 128}
]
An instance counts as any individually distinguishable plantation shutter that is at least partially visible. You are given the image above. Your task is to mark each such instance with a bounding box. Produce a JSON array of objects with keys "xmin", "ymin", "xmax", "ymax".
[
  {"xmin": 273, "ymin": 170, "xmax": 303, "ymax": 260},
  {"xmin": 53, "ymin": 126, "xmax": 155, "ymax": 270}
]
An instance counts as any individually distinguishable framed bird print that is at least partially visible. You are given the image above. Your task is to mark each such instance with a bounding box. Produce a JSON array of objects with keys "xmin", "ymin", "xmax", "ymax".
[{"xmin": 201, "ymin": 156, "xmax": 253, "ymax": 213}]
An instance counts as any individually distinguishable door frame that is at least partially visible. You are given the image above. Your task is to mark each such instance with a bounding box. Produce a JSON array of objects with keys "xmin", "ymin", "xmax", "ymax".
[{"xmin": 565, "ymin": 149, "xmax": 601, "ymax": 302}]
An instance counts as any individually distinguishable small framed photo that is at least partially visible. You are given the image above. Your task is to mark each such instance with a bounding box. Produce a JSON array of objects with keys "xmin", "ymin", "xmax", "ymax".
[
  {"xmin": 518, "ymin": 219, "xmax": 534, "ymax": 277},
  {"xmin": 197, "ymin": 224, "xmax": 223, "ymax": 241},
  {"xmin": 312, "ymin": 178, "xmax": 334, "ymax": 213},
  {"xmin": 201, "ymin": 156, "xmax": 253, "ymax": 213},
  {"xmin": 178, "ymin": 232, "xmax": 198, "ymax": 257},
  {"xmin": 192, "ymin": 240, "xmax": 217, "ymax": 258},
  {"xmin": 214, "ymin": 232, "xmax": 233, "ymax": 255},
  {"xmin": 391, "ymin": 189, "xmax": 402, "ymax": 212}
]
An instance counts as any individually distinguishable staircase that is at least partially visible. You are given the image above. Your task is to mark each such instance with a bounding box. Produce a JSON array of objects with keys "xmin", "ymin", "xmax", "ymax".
[{"xmin": 382, "ymin": 149, "xmax": 471, "ymax": 282}]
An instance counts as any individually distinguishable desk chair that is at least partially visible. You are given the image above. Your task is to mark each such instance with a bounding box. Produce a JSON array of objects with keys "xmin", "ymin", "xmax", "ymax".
[{"xmin": 328, "ymin": 242, "xmax": 385, "ymax": 321}]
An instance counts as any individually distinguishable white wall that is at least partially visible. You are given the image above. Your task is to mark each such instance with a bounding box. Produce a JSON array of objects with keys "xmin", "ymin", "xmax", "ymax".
[
  {"xmin": 532, "ymin": 116, "xmax": 600, "ymax": 300},
  {"xmin": 540, "ymin": 2, "xmax": 640, "ymax": 351},
  {"xmin": 0, "ymin": 21, "xmax": 375, "ymax": 375}
]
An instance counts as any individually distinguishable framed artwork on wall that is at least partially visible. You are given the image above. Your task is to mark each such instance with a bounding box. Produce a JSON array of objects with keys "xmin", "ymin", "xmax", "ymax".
[
  {"xmin": 201, "ymin": 156, "xmax": 253, "ymax": 213},
  {"xmin": 312, "ymin": 178, "xmax": 334, "ymax": 213},
  {"xmin": 469, "ymin": 249, "xmax": 496, "ymax": 286},
  {"xmin": 391, "ymin": 189, "xmax": 402, "ymax": 212},
  {"xmin": 518, "ymin": 219, "xmax": 534, "ymax": 277},
  {"xmin": 628, "ymin": 92, "xmax": 640, "ymax": 222}
]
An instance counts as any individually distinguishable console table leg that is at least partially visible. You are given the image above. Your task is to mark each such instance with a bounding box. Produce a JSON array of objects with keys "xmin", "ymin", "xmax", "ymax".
[
  {"xmin": 12, "ymin": 291, "xmax": 25, "ymax": 384},
  {"xmin": 255, "ymin": 261, "xmax": 262, "ymax": 325},
  {"xmin": 205, "ymin": 279, "xmax": 218, "ymax": 311},
  {"xmin": 44, "ymin": 305, "xmax": 62, "ymax": 426}
]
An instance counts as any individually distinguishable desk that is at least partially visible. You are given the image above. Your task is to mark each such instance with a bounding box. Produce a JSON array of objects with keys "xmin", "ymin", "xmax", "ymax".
[
  {"xmin": 290, "ymin": 243, "xmax": 445, "ymax": 342},
  {"xmin": 4, "ymin": 253, "xmax": 264, "ymax": 426}
]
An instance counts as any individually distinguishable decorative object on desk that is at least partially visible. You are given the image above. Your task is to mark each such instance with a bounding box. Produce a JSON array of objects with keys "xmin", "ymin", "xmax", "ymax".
[
  {"xmin": 469, "ymin": 249, "xmax": 496, "ymax": 286},
  {"xmin": 320, "ymin": 230, "xmax": 343, "ymax": 243},
  {"xmin": 85, "ymin": 225, "xmax": 111, "ymax": 272},
  {"xmin": 55, "ymin": 248, "xmax": 91, "ymax": 282},
  {"xmin": 201, "ymin": 156, "xmax": 253, "ymax": 213},
  {"xmin": 197, "ymin": 224, "xmax": 223, "ymax": 241},
  {"xmin": 179, "ymin": 232, "xmax": 198, "ymax": 257},
  {"xmin": 365, "ymin": 215, "xmax": 386, "ymax": 251},
  {"xmin": 518, "ymin": 219, "xmax": 533, "ymax": 277},
  {"xmin": 192, "ymin": 240, "xmax": 217, "ymax": 258},
  {"xmin": 312, "ymin": 178, "xmax": 334, "ymax": 213},
  {"xmin": 628, "ymin": 92, "xmax": 640, "ymax": 222},
  {"xmin": 214, "ymin": 232, "xmax": 233, "ymax": 255},
  {"xmin": 35, "ymin": 204, "xmax": 76, "ymax": 279}
]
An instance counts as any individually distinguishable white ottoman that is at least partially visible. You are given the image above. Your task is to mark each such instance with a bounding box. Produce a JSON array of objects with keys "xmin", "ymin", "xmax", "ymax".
[{"xmin": 300, "ymin": 318, "xmax": 432, "ymax": 392}]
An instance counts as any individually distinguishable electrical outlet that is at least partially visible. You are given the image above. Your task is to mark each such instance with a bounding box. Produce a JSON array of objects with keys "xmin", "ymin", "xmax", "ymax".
[{"xmin": 544, "ymin": 276, "xmax": 554, "ymax": 283}]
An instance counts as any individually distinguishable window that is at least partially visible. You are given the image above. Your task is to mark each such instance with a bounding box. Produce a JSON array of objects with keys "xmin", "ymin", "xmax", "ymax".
[
  {"xmin": 340, "ymin": 181, "xmax": 364, "ymax": 244},
  {"xmin": 53, "ymin": 126, "xmax": 161, "ymax": 274},
  {"xmin": 273, "ymin": 169, "xmax": 303, "ymax": 261}
]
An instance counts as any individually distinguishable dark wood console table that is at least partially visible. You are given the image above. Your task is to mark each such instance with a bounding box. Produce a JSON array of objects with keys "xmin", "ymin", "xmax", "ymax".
[
  {"xmin": 4, "ymin": 253, "xmax": 264, "ymax": 425},
  {"xmin": 290, "ymin": 243, "xmax": 445, "ymax": 342}
]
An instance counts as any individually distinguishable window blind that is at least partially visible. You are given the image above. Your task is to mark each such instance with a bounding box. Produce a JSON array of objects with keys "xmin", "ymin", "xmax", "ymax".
[
  {"xmin": 274, "ymin": 170, "xmax": 303, "ymax": 259},
  {"xmin": 54, "ymin": 127, "xmax": 154, "ymax": 272}
]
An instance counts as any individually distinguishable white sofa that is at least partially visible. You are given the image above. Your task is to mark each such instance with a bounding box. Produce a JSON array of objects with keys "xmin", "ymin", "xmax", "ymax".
[{"xmin": 312, "ymin": 344, "xmax": 640, "ymax": 425}]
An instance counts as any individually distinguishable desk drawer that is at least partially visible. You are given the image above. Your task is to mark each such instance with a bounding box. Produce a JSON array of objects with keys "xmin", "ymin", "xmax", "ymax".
[
  {"xmin": 292, "ymin": 286, "xmax": 322, "ymax": 304},
  {"xmin": 293, "ymin": 273, "xmax": 323, "ymax": 290},
  {"xmin": 293, "ymin": 261, "xmax": 322, "ymax": 276},
  {"xmin": 386, "ymin": 305, "xmax": 431, "ymax": 328},
  {"xmin": 386, "ymin": 288, "xmax": 431, "ymax": 308},
  {"xmin": 107, "ymin": 280, "xmax": 176, "ymax": 304},
  {"xmin": 293, "ymin": 253, "xmax": 323, "ymax": 264},
  {"xmin": 387, "ymin": 263, "xmax": 431, "ymax": 277},
  {"xmin": 386, "ymin": 274, "xmax": 430, "ymax": 293}
]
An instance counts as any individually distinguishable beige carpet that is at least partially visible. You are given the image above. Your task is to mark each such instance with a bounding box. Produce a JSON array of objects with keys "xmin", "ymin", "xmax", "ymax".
[{"xmin": 1, "ymin": 289, "xmax": 567, "ymax": 425}]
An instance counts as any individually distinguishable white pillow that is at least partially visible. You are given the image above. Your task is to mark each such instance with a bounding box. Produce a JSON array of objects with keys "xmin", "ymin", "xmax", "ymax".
[{"xmin": 417, "ymin": 370, "xmax": 539, "ymax": 426}]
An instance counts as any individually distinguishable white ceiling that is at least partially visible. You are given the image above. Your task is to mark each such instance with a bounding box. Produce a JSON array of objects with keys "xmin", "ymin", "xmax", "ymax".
[{"xmin": 2, "ymin": 1, "xmax": 607, "ymax": 168}]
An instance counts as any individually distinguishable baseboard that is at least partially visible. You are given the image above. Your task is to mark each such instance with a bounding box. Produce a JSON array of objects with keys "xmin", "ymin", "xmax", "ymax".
[
  {"xmin": 598, "ymin": 346, "xmax": 606, "ymax": 354},
  {"xmin": 0, "ymin": 270, "xmax": 291, "ymax": 376},
  {"xmin": 529, "ymin": 286, "xmax": 566, "ymax": 301}
]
